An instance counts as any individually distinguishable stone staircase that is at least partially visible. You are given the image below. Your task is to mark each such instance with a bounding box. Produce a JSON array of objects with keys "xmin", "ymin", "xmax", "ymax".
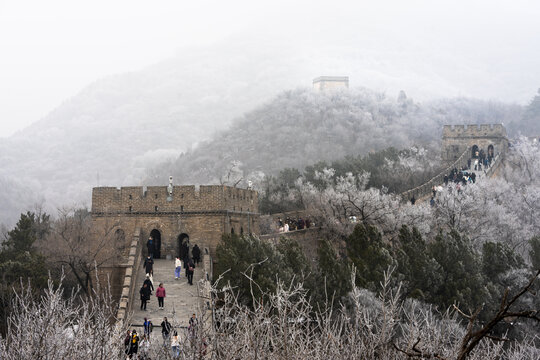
[{"xmin": 129, "ymin": 258, "xmax": 204, "ymax": 329}]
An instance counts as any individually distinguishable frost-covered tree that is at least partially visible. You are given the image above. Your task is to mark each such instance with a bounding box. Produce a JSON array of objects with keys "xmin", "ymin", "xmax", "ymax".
[
  {"xmin": 299, "ymin": 168, "xmax": 431, "ymax": 239},
  {"xmin": 0, "ymin": 276, "xmax": 125, "ymax": 360}
]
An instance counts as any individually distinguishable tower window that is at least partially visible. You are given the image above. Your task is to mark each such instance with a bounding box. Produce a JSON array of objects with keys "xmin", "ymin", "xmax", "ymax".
[
  {"xmin": 129, "ymin": 206, "xmax": 132, "ymax": 212},
  {"xmin": 155, "ymin": 206, "xmax": 159, "ymax": 212}
]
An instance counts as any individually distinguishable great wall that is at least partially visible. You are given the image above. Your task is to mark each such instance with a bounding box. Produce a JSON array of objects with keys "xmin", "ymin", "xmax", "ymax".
[{"xmin": 90, "ymin": 123, "xmax": 510, "ymax": 327}]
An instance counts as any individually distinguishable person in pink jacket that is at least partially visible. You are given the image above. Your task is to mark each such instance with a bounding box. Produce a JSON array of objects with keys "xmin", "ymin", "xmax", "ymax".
[{"xmin": 156, "ymin": 283, "xmax": 166, "ymax": 310}]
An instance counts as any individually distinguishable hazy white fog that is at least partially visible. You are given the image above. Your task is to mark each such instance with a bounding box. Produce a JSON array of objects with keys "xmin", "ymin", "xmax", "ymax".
[{"xmin": 1, "ymin": 0, "xmax": 539, "ymax": 137}]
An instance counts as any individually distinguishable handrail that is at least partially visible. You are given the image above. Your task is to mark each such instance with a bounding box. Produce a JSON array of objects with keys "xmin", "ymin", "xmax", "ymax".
[{"xmin": 400, "ymin": 148, "xmax": 469, "ymax": 201}]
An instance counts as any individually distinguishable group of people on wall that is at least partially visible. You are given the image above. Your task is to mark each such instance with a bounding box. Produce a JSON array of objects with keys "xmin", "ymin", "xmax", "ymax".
[
  {"xmin": 410, "ymin": 145, "xmax": 498, "ymax": 206},
  {"xmin": 277, "ymin": 216, "xmax": 313, "ymax": 233},
  {"xmin": 140, "ymin": 237, "xmax": 202, "ymax": 311},
  {"xmin": 129, "ymin": 236, "xmax": 204, "ymax": 358},
  {"xmin": 124, "ymin": 313, "xmax": 203, "ymax": 359}
]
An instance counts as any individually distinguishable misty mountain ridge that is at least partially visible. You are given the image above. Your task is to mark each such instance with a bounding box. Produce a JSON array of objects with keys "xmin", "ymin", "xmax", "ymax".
[{"xmin": 1, "ymin": 36, "xmax": 538, "ymax": 227}]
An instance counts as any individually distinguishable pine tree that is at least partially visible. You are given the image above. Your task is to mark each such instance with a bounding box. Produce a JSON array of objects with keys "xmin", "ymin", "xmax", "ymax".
[{"xmin": 345, "ymin": 224, "xmax": 393, "ymax": 291}]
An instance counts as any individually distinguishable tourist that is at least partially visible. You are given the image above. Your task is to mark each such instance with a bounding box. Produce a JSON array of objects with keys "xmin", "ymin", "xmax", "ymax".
[
  {"xmin": 161, "ymin": 317, "xmax": 172, "ymax": 345},
  {"xmin": 156, "ymin": 282, "xmax": 166, "ymax": 309},
  {"xmin": 186, "ymin": 259, "xmax": 195, "ymax": 285},
  {"xmin": 147, "ymin": 236, "xmax": 154, "ymax": 259},
  {"xmin": 139, "ymin": 334, "xmax": 150, "ymax": 359},
  {"xmin": 143, "ymin": 274, "xmax": 154, "ymax": 293},
  {"xmin": 188, "ymin": 313, "xmax": 198, "ymax": 337},
  {"xmin": 410, "ymin": 195, "xmax": 416, "ymax": 205},
  {"xmin": 171, "ymin": 330, "xmax": 180, "ymax": 358},
  {"xmin": 143, "ymin": 317, "xmax": 153, "ymax": 339},
  {"xmin": 140, "ymin": 283, "xmax": 151, "ymax": 311},
  {"xmin": 124, "ymin": 330, "xmax": 132, "ymax": 357},
  {"xmin": 192, "ymin": 244, "xmax": 201, "ymax": 264},
  {"xmin": 175, "ymin": 257, "xmax": 182, "ymax": 279},
  {"xmin": 184, "ymin": 255, "xmax": 190, "ymax": 277},
  {"xmin": 144, "ymin": 255, "xmax": 154, "ymax": 277},
  {"xmin": 128, "ymin": 329, "xmax": 139, "ymax": 359}
]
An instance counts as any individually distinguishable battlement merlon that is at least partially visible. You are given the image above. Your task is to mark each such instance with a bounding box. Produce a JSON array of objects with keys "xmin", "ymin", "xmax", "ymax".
[
  {"xmin": 442, "ymin": 124, "xmax": 507, "ymax": 138},
  {"xmin": 91, "ymin": 185, "xmax": 258, "ymax": 214}
]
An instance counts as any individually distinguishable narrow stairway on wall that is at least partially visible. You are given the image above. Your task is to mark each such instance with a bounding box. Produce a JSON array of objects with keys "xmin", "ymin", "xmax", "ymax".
[{"xmin": 130, "ymin": 258, "xmax": 205, "ymax": 329}]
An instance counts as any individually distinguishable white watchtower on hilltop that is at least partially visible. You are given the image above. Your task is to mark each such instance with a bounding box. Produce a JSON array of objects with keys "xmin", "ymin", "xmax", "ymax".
[{"xmin": 312, "ymin": 76, "xmax": 349, "ymax": 92}]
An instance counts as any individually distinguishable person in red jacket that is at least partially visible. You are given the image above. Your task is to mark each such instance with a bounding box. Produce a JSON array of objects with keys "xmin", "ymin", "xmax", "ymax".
[{"xmin": 156, "ymin": 282, "xmax": 166, "ymax": 309}]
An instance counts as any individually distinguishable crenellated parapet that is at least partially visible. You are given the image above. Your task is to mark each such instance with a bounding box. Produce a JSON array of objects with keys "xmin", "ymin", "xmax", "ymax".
[
  {"xmin": 92, "ymin": 185, "xmax": 258, "ymax": 215},
  {"xmin": 442, "ymin": 124, "xmax": 507, "ymax": 138}
]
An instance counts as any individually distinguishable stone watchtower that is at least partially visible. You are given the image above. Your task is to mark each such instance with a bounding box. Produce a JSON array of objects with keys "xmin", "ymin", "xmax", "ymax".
[
  {"xmin": 442, "ymin": 124, "xmax": 509, "ymax": 166},
  {"xmin": 91, "ymin": 184, "xmax": 259, "ymax": 260},
  {"xmin": 312, "ymin": 76, "xmax": 349, "ymax": 92}
]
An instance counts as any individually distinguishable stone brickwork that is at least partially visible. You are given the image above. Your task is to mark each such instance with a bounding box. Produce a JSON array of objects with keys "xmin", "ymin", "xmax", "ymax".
[
  {"xmin": 442, "ymin": 124, "xmax": 508, "ymax": 165},
  {"xmin": 91, "ymin": 185, "xmax": 259, "ymax": 260}
]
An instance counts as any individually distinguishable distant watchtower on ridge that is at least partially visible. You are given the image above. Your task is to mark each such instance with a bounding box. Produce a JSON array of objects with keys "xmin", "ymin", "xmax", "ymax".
[
  {"xmin": 313, "ymin": 76, "xmax": 349, "ymax": 92},
  {"xmin": 441, "ymin": 124, "xmax": 509, "ymax": 165}
]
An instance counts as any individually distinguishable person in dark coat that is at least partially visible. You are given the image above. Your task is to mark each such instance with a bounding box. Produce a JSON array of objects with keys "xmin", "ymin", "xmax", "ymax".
[
  {"xmin": 186, "ymin": 259, "xmax": 195, "ymax": 285},
  {"xmin": 140, "ymin": 283, "xmax": 151, "ymax": 310},
  {"xmin": 184, "ymin": 256, "xmax": 190, "ymax": 277},
  {"xmin": 161, "ymin": 317, "xmax": 172, "ymax": 345},
  {"xmin": 144, "ymin": 256, "xmax": 154, "ymax": 276},
  {"xmin": 192, "ymin": 244, "xmax": 201, "ymax": 264},
  {"xmin": 124, "ymin": 330, "xmax": 131, "ymax": 357},
  {"xmin": 143, "ymin": 274, "xmax": 154, "ymax": 293},
  {"xmin": 147, "ymin": 236, "xmax": 154, "ymax": 259}
]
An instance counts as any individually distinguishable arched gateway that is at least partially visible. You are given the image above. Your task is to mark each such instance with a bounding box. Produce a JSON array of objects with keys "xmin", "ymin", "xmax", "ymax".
[{"xmin": 91, "ymin": 184, "xmax": 259, "ymax": 260}]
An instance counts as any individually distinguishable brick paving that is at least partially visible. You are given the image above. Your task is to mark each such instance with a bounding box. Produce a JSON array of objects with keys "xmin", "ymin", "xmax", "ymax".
[{"xmin": 130, "ymin": 258, "xmax": 204, "ymax": 329}]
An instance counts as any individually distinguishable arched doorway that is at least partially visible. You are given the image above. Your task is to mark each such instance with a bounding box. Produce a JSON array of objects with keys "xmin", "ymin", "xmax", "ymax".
[
  {"xmin": 150, "ymin": 229, "xmax": 162, "ymax": 259},
  {"xmin": 231, "ymin": 227, "xmax": 235, "ymax": 235},
  {"xmin": 487, "ymin": 144, "xmax": 494, "ymax": 159},
  {"xmin": 471, "ymin": 145, "xmax": 479, "ymax": 159},
  {"xmin": 178, "ymin": 233, "xmax": 190, "ymax": 261}
]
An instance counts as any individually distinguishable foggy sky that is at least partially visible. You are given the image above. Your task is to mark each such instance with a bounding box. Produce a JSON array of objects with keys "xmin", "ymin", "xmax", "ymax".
[{"xmin": 1, "ymin": 0, "xmax": 539, "ymax": 137}]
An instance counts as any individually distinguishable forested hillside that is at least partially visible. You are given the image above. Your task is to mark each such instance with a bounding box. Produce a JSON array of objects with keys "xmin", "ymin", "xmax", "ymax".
[
  {"xmin": 1, "ymin": 75, "xmax": 537, "ymax": 228},
  {"xmin": 152, "ymin": 88, "xmax": 524, "ymax": 187}
]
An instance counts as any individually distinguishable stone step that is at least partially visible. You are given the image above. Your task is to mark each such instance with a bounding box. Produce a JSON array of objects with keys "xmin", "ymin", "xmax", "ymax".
[{"xmin": 130, "ymin": 259, "xmax": 204, "ymax": 329}]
